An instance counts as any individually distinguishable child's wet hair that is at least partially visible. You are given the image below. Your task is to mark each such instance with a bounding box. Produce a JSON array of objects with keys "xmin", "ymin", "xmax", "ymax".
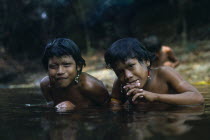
[
  {"xmin": 42, "ymin": 38, "xmax": 86, "ymax": 72},
  {"xmin": 142, "ymin": 35, "xmax": 162, "ymax": 53},
  {"xmin": 104, "ymin": 37, "xmax": 155, "ymax": 69}
]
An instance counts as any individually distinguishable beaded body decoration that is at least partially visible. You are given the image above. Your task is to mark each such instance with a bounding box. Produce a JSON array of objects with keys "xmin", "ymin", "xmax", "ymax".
[
  {"xmin": 74, "ymin": 73, "xmax": 80, "ymax": 84},
  {"xmin": 148, "ymin": 69, "xmax": 150, "ymax": 78}
]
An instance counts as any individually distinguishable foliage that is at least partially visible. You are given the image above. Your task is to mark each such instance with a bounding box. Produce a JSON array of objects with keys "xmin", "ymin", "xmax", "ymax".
[{"xmin": 0, "ymin": 0, "xmax": 210, "ymax": 60}]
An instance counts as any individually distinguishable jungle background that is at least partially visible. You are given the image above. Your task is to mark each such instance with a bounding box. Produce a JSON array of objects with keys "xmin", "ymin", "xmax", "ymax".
[{"xmin": 0, "ymin": 0, "xmax": 210, "ymax": 89}]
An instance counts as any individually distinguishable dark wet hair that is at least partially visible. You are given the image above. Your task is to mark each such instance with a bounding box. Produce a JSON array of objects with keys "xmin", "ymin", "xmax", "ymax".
[
  {"xmin": 42, "ymin": 38, "xmax": 86, "ymax": 72},
  {"xmin": 104, "ymin": 37, "xmax": 155, "ymax": 69},
  {"xmin": 142, "ymin": 35, "xmax": 162, "ymax": 53}
]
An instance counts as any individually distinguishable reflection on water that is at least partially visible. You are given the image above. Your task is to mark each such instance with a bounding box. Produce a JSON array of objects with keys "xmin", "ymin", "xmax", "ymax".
[{"xmin": 0, "ymin": 85, "xmax": 210, "ymax": 140}]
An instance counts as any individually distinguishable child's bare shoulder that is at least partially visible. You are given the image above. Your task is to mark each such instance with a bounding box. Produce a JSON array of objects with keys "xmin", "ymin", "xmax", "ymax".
[
  {"xmin": 157, "ymin": 66, "xmax": 178, "ymax": 78},
  {"xmin": 158, "ymin": 65, "xmax": 173, "ymax": 71},
  {"xmin": 40, "ymin": 76, "xmax": 50, "ymax": 88},
  {"xmin": 157, "ymin": 66, "xmax": 183, "ymax": 83},
  {"xmin": 79, "ymin": 72, "xmax": 105, "ymax": 91}
]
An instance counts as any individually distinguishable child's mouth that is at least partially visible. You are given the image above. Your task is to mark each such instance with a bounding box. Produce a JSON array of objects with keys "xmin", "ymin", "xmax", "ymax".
[
  {"xmin": 56, "ymin": 77, "xmax": 68, "ymax": 82},
  {"xmin": 126, "ymin": 79, "xmax": 139, "ymax": 85}
]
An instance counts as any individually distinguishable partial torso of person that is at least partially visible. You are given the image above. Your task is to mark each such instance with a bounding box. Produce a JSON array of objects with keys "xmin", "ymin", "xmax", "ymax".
[
  {"xmin": 43, "ymin": 73, "xmax": 105, "ymax": 107},
  {"xmin": 155, "ymin": 46, "xmax": 171, "ymax": 67},
  {"xmin": 128, "ymin": 74, "xmax": 176, "ymax": 106},
  {"xmin": 118, "ymin": 67, "xmax": 177, "ymax": 105}
]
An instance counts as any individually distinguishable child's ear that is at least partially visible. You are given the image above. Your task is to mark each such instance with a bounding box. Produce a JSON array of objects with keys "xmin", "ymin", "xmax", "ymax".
[
  {"xmin": 146, "ymin": 61, "xmax": 150, "ymax": 67},
  {"xmin": 76, "ymin": 65, "xmax": 82, "ymax": 72}
]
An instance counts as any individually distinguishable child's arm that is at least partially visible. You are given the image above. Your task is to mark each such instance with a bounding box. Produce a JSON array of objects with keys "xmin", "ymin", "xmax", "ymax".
[
  {"xmin": 157, "ymin": 67, "xmax": 203, "ymax": 105},
  {"xmin": 40, "ymin": 76, "xmax": 54, "ymax": 107},
  {"xmin": 25, "ymin": 76, "xmax": 54, "ymax": 108},
  {"xmin": 126, "ymin": 67, "xmax": 204, "ymax": 105},
  {"xmin": 110, "ymin": 79, "xmax": 127, "ymax": 105}
]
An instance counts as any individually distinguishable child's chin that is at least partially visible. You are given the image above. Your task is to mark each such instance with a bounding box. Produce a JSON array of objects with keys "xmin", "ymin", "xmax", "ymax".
[{"xmin": 55, "ymin": 83, "xmax": 70, "ymax": 88}]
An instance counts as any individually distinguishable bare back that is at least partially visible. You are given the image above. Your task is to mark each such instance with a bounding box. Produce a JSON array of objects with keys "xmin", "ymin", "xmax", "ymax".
[{"xmin": 155, "ymin": 46, "xmax": 179, "ymax": 68}]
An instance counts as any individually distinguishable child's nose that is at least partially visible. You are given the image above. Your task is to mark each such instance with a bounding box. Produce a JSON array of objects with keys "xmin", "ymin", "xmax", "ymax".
[
  {"xmin": 124, "ymin": 70, "xmax": 133, "ymax": 81},
  {"xmin": 57, "ymin": 66, "xmax": 64, "ymax": 74}
]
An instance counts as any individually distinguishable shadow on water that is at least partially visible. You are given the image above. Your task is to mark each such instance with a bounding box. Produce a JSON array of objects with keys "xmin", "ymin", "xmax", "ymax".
[{"xmin": 0, "ymin": 85, "xmax": 210, "ymax": 140}]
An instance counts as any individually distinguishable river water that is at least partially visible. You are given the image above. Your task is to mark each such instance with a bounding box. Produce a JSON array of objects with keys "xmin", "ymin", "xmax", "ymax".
[{"xmin": 0, "ymin": 85, "xmax": 209, "ymax": 140}]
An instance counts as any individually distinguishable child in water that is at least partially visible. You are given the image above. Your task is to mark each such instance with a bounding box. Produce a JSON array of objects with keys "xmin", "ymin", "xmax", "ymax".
[
  {"xmin": 40, "ymin": 38, "xmax": 110, "ymax": 110},
  {"xmin": 143, "ymin": 35, "xmax": 179, "ymax": 68},
  {"xmin": 104, "ymin": 38, "xmax": 203, "ymax": 106}
]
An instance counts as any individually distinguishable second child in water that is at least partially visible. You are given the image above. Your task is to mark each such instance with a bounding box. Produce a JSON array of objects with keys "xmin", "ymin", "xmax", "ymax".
[{"xmin": 104, "ymin": 38, "xmax": 204, "ymax": 106}]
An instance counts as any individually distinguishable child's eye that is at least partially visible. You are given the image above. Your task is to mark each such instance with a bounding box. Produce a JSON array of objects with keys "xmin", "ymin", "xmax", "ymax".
[
  {"xmin": 128, "ymin": 64, "xmax": 135, "ymax": 68},
  {"xmin": 63, "ymin": 63, "xmax": 71, "ymax": 67},
  {"xmin": 49, "ymin": 64, "xmax": 58, "ymax": 69}
]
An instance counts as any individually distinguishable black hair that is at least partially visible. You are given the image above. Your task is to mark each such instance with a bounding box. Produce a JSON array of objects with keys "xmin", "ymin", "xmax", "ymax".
[
  {"xmin": 42, "ymin": 38, "xmax": 86, "ymax": 72},
  {"xmin": 104, "ymin": 37, "xmax": 155, "ymax": 69},
  {"xmin": 142, "ymin": 35, "xmax": 162, "ymax": 53}
]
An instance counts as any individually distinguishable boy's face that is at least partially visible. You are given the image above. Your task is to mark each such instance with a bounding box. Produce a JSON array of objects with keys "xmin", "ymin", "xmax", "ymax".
[
  {"xmin": 113, "ymin": 58, "xmax": 149, "ymax": 88},
  {"xmin": 48, "ymin": 55, "xmax": 78, "ymax": 88}
]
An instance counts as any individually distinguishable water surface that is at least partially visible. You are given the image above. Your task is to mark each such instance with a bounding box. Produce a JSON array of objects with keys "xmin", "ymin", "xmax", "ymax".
[{"xmin": 0, "ymin": 85, "xmax": 210, "ymax": 140}]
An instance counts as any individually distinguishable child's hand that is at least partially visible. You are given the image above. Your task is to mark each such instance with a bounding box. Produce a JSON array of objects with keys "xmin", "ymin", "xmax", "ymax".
[
  {"xmin": 127, "ymin": 89, "xmax": 158, "ymax": 103},
  {"xmin": 123, "ymin": 80, "xmax": 141, "ymax": 92},
  {"xmin": 124, "ymin": 80, "xmax": 157, "ymax": 103},
  {"xmin": 55, "ymin": 101, "xmax": 75, "ymax": 112}
]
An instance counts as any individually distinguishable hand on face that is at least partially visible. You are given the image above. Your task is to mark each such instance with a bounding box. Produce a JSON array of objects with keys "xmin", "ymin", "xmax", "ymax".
[{"xmin": 123, "ymin": 80, "xmax": 141, "ymax": 92}]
